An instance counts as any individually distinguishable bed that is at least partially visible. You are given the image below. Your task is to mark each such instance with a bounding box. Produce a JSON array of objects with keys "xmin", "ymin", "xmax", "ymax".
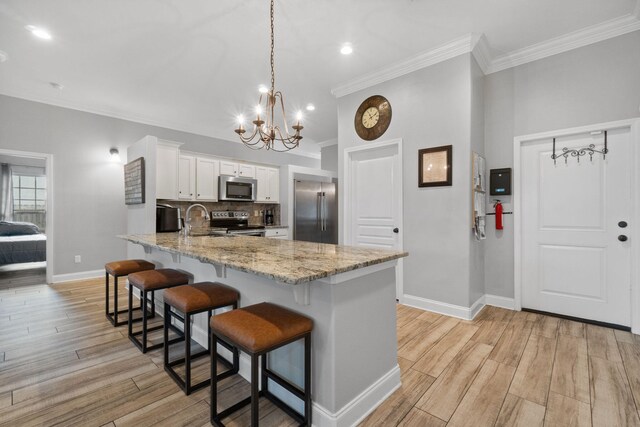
[{"xmin": 0, "ymin": 221, "xmax": 46, "ymax": 265}]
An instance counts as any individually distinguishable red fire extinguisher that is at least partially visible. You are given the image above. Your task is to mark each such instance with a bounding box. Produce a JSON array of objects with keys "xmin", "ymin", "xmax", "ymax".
[{"xmin": 495, "ymin": 201, "xmax": 504, "ymax": 230}]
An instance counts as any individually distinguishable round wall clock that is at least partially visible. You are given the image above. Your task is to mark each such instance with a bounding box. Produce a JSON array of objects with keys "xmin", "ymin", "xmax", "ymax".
[{"xmin": 354, "ymin": 95, "xmax": 392, "ymax": 141}]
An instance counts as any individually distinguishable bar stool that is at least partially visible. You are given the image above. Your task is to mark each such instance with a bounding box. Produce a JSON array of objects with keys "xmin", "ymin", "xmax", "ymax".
[
  {"xmin": 210, "ymin": 302, "xmax": 313, "ymax": 427},
  {"xmin": 163, "ymin": 282, "xmax": 240, "ymax": 395},
  {"xmin": 104, "ymin": 259, "xmax": 155, "ymax": 327},
  {"xmin": 128, "ymin": 268, "xmax": 190, "ymax": 353}
]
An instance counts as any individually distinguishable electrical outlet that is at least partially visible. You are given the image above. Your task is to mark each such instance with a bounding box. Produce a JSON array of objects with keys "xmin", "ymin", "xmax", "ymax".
[{"xmin": 74, "ymin": 255, "xmax": 81, "ymax": 264}]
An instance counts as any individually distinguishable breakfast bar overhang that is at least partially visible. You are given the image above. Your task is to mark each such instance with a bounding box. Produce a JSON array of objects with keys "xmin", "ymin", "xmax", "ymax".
[{"xmin": 121, "ymin": 233, "xmax": 408, "ymax": 427}]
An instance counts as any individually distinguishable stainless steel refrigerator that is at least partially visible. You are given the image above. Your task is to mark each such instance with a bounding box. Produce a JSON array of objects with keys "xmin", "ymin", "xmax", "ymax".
[{"xmin": 294, "ymin": 180, "xmax": 338, "ymax": 244}]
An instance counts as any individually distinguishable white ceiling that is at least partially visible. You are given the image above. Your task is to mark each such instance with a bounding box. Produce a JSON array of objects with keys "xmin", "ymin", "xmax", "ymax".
[{"xmin": 0, "ymin": 0, "xmax": 637, "ymax": 155}]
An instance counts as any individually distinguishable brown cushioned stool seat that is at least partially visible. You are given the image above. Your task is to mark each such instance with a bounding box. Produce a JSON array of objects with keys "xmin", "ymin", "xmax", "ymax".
[
  {"xmin": 210, "ymin": 302, "xmax": 313, "ymax": 427},
  {"xmin": 104, "ymin": 259, "xmax": 155, "ymax": 327},
  {"xmin": 163, "ymin": 282, "xmax": 240, "ymax": 395},
  {"xmin": 127, "ymin": 268, "xmax": 189, "ymax": 353}
]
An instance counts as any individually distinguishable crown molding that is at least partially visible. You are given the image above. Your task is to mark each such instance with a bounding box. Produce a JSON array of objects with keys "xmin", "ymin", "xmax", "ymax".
[
  {"xmin": 488, "ymin": 14, "xmax": 640, "ymax": 74},
  {"xmin": 331, "ymin": 34, "xmax": 477, "ymax": 98},
  {"xmin": 0, "ymin": 89, "xmax": 321, "ymax": 160},
  {"xmin": 317, "ymin": 138, "xmax": 338, "ymax": 148},
  {"xmin": 332, "ymin": 13, "xmax": 640, "ymax": 94},
  {"xmin": 471, "ymin": 33, "xmax": 492, "ymax": 75}
]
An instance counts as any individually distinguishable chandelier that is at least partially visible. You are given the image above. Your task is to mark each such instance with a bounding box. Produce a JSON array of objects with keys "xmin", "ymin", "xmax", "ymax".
[{"xmin": 234, "ymin": 0, "xmax": 303, "ymax": 151}]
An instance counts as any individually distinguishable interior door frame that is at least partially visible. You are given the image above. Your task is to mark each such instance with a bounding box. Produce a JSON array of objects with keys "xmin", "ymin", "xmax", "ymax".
[
  {"xmin": 0, "ymin": 148, "xmax": 54, "ymax": 285},
  {"xmin": 513, "ymin": 118, "xmax": 640, "ymax": 333},
  {"xmin": 344, "ymin": 138, "xmax": 404, "ymax": 301}
]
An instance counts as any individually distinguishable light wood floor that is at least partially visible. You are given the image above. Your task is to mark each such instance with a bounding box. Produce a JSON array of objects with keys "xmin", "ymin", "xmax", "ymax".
[{"xmin": 1, "ymin": 279, "xmax": 639, "ymax": 426}]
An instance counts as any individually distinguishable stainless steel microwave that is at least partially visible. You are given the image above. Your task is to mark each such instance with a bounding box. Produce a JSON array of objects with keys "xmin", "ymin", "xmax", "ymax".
[{"xmin": 219, "ymin": 175, "xmax": 257, "ymax": 202}]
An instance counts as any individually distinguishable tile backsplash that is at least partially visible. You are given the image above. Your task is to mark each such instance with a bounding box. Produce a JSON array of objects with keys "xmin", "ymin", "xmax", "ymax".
[{"xmin": 157, "ymin": 200, "xmax": 281, "ymax": 227}]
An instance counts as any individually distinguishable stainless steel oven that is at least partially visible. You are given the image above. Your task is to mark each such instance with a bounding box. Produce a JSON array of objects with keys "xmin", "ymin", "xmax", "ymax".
[{"xmin": 219, "ymin": 175, "xmax": 257, "ymax": 202}]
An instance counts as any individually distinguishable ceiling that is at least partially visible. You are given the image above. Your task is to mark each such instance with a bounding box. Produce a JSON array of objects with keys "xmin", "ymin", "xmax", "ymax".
[{"xmin": 0, "ymin": 0, "xmax": 637, "ymax": 155}]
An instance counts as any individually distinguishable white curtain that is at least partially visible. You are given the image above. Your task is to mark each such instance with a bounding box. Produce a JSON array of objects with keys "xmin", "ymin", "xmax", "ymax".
[{"xmin": 0, "ymin": 163, "xmax": 13, "ymax": 221}]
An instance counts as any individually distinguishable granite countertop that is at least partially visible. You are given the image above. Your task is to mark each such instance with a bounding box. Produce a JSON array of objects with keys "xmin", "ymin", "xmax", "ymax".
[
  {"xmin": 119, "ymin": 233, "xmax": 407, "ymax": 285},
  {"xmin": 264, "ymin": 225, "xmax": 288, "ymax": 229}
]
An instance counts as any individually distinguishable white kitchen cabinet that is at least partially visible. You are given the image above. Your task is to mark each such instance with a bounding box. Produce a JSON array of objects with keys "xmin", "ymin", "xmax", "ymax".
[
  {"xmin": 196, "ymin": 157, "xmax": 219, "ymax": 201},
  {"xmin": 178, "ymin": 155, "xmax": 196, "ymax": 200},
  {"xmin": 219, "ymin": 161, "xmax": 255, "ymax": 178},
  {"xmin": 219, "ymin": 160, "xmax": 237, "ymax": 176},
  {"xmin": 265, "ymin": 228, "xmax": 288, "ymax": 239},
  {"xmin": 156, "ymin": 141, "xmax": 180, "ymax": 200},
  {"xmin": 255, "ymin": 166, "xmax": 279, "ymax": 203},
  {"xmin": 238, "ymin": 163, "xmax": 255, "ymax": 178}
]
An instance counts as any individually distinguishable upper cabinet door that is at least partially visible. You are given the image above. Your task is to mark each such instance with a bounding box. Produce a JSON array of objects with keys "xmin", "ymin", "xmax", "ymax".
[
  {"xmin": 238, "ymin": 163, "xmax": 256, "ymax": 178},
  {"xmin": 196, "ymin": 157, "xmax": 219, "ymax": 201},
  {"xmin": 255, "ymin": 166, "xmax": 279, "ymax": 203},
  {"xmin": 267, "ymin": 168, "xmax": 279, "ymax": 203},
  {"xmin": 255, "ymin": 167, "xmax": 269, "ymax": 202},
  {"xmin": 178, "ymin": 155, "xmax": 195, "ymax": 200},
  {"xmin": 156, "ymin": 143, "xmax": 179, "ymax": 200},
  {"xmin": 219, "ymin": 161, "xmax": 237, "ymax": 176}
]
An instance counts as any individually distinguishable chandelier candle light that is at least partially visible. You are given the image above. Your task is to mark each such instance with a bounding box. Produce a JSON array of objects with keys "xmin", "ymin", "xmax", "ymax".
[{"xmin": 234, "ymin": 0, "xmax": 303, "ymax": 151}]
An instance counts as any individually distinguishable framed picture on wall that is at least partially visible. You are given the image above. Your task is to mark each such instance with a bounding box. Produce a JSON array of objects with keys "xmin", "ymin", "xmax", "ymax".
[{"xmin": 418, "ymin": 145, "xmax": 452, "ymax": 187}]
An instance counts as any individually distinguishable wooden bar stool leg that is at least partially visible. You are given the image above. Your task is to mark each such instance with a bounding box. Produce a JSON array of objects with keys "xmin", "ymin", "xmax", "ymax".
[
  {"xmin": 261, "ymin": 351, "xmax": 268, "ymax": 395},
  {"xmin": 142, "ymin": 290, "xmax": 149, "ymax": 352},
  {"xmin": 251, "ymin": 354, "xmax": 260, "ymax": 427},
  {"xmin": 113, "ymin": 275, "xmax": 119, "ymax": 325},
  {"xmin": 105, "ymin": 272, "xmax": 110, "ymax": 320},
  {"xmin": 185, "ymin": 313, "xmax": 191, "ymax": 393},
  {"xmin": 163, "ymin": 302, "xmax": 170, "ymax": 367},
  {"xmin": 305, "ymin": 333, "xmax": 312, "ymax": 425},
  {"xmin": 210, "ymin": 332, "xmax": 219, "ymax": 426},
  {"xmin": 128, "ymin": 285, "xmax": 134, "ymax": 338}
]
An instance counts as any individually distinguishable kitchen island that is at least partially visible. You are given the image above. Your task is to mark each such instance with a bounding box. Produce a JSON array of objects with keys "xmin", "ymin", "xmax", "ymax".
[{"xmin": 121, "ymin": 233, "xmax": 407, "ymax": 427}]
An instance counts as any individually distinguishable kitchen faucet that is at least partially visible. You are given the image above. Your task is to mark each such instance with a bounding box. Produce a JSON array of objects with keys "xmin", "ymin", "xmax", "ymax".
[{"xmin": 184, "ymin": 204, "xmax": 210, "ymax": 236}]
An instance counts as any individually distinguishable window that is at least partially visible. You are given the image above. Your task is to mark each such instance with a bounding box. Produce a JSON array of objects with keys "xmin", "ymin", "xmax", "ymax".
[{"xmin": 13, "ymin": 175, "xmax": 47, "ymax": 212}]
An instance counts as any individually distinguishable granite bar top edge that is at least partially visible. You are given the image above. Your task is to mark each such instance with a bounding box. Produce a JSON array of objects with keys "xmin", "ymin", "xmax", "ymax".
[{"xmin": 118, "ymin": 234, "xmax": 407, "ymax": 285}]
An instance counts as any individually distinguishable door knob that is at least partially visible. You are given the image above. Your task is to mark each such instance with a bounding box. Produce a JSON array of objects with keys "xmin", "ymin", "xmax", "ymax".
[
  {"xmin": 619, "ymin": 235, "xmax": 628, "ymax": 242},
  {"xmin": 619, "ymin": 221, "xmax": 628, "ymax": 228},
  {"xmin": 393, "ymin": 228, "xmax": 399, "ymax": 233}
]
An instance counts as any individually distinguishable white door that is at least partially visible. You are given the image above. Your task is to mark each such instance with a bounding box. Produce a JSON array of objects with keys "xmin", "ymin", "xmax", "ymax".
[
  {"xmin": 521, "ymin": 128, "xmax": 632, "ymax": 326},
  {"xmin": 267, "ymin": 168, "xmax": 279, "ymax": 202},
  {"xmin": 238, "ymin": 163, "xmax": 255, "ymax": 178},
  {"xmin": 346, "ymin": 140, "xmax": 403, "ymax": 298},
  {"xmin": 178, "ymin": 155, "xmax": 195, "ymax": 200},
  {"xmin": 219, "ymin": 161, "xmax": 237, "ymax": 176},
  {"xmin": 196, "ymin": 157, "xmax": 219, "ymax": 201},
  {"xmin": 255, "ymin": 167, "xmax": 269, "ymax": 202}
]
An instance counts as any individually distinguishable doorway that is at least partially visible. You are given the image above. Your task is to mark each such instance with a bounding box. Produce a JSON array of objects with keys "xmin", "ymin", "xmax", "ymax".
[
  {"xmin": 344, "ymin": 139, "xmax": 404, "ymax": 299},
  {"xmin": 0, "ymin": 148, "xmax": 54, "ymax": 285},
  {"xmin": 514, "ymin": 119, "xmax": 639, "ymax": 331}
]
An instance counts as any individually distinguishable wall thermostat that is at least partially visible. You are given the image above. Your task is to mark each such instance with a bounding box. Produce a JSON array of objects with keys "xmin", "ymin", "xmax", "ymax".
[{"xmin": 490, "ymin": 168, "xmax": 512, "ymax": 196}]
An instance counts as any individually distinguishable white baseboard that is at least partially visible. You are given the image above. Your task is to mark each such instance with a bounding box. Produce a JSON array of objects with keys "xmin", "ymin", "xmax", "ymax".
[
  {"xmin": 402, "ymin": 293, "xmax": 516, "ymax": 321},
  {"xmin": 312, "ymin": 365, "xmax": 401, "ymax": 427},
  {"xmin": 485, "ymin": 294, "xmax": 516, "ymax": 310},
  {"xmin": 403, "ymin": 294, "xmax": 485, "ymax": 320},
  {"xmin": 52, "ymin": 269, "xmax": 103, "ymax": 283}
]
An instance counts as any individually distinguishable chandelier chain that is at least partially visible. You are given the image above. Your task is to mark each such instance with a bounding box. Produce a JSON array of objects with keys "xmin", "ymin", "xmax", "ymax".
[{"xmin": 270, "ymin": 0, "xmax": 275, "ymax": 92}]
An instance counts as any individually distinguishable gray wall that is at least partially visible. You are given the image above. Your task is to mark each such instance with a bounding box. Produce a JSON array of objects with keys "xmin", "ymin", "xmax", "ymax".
[
  {"xmin": 0, "ymin": 95, "xmax": 319, "ymax": 277},
  {"xmin": 338, "ymin": 54, "xmax": 478, "ymax": 307},
  {"xmin": 321, "ymin": 144, "xmax": 338, "ymax": 172},
  {"xmin": 469, "ymin": 57, "xmax": 486, "ymax": 306},
  {"xmin": 484, "ymin": 30, "xmax": 640, "ymax": 298}
]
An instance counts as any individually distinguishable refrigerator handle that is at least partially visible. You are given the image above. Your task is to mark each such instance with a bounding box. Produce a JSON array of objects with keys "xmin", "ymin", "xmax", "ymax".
[
  {"xmin": 317, "ymin": 192, "xmax": 322, "ymax": 230},
  {"xmin": 322, "ymin": 192, "xmax": 327, "ymax": 232}
]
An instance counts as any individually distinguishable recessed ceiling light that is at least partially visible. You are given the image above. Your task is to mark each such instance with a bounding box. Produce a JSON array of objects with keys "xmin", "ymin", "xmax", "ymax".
[
  {"xmin": 340, "ymin": 44, "xmax": 353, "ymax": 55},
  {"xmin": 25, "ymin": 25, "xmax": 52, "ymax": 40},
  {"xmin": 0, "ymin": 50, "xmax": 7, "ymax": 63},
  {"xmin": 258, "ymin": 85, "xmax": 269, "ymax": 94},
  {"xmin": 305, "ymin": 104, "xmax": 315, "ymax": 111}
]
